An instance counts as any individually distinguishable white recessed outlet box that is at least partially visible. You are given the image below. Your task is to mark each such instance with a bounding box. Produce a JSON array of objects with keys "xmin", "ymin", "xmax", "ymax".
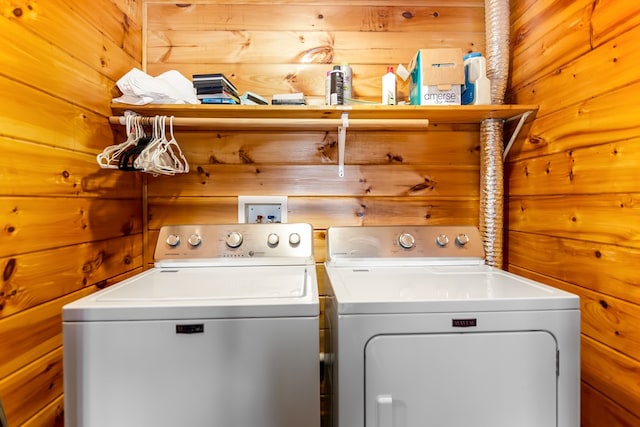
[{"xmin": 238, "ymin": 196, "xmax": 288, "ymax": 223}]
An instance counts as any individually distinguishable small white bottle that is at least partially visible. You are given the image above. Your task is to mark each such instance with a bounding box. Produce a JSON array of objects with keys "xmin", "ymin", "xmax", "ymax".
[
  {"xmin": 382, "ymin": 66, "xmax": 396, "ymax": 105},
  {"xmin": 325, "ymin": 71, "xmax": 331, "ymax": 105},
  {"xmin": 341, "ymin": 63, "xmax": 352, "ymax": 101}
]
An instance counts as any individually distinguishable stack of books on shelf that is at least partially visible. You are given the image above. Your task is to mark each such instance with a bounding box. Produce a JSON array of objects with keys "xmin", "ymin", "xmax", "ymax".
[{"xmin": 192, "ymin": 73, "xmax": 240, "ymax": 104}]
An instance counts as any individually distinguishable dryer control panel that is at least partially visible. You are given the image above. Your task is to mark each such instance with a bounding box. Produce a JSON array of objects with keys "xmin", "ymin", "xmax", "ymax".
[
  {"xmin": 154, "ymin": 223, "xmax": 313, "ymax": 263},
  {"xmin": 326, "ymin": 225, "xmax": 485, "ymax": 261}
]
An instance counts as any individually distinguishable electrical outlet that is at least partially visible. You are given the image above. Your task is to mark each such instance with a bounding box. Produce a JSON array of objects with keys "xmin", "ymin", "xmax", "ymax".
[{"xmin": 238, "ymin": 196, "xmax": 288, "ymax": 223}]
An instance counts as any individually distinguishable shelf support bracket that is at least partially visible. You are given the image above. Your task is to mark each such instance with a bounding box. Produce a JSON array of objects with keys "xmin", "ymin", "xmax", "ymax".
[
  {"xmin": 503, "ymin": 110, "xmax": 533, "ymax": 160},
  {"xmin": 338, "ymin": 112, "xmax": 349, "ymax": 177}
]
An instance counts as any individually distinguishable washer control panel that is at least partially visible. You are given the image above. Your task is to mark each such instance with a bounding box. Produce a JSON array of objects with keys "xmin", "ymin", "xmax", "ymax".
[
  {"xmin": 326, "ymin": 225, "xmax": 485, "ymax": 261},
  {"xmin": 154, "ymin": 223, "xmax": 313, "ymax": 261}
]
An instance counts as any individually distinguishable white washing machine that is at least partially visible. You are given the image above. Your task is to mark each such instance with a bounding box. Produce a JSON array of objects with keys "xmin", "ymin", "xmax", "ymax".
[
  {"xmin": 63, "ymin": 223, "xmax": 320, "ymax": 427},
  {"xmin": 324, "ymin": 225, "xmax": 580, "ymax": 427}
]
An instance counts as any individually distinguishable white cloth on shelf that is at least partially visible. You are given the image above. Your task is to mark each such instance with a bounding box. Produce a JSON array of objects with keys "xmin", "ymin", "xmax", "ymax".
[{"xmin": 112, "ymin": 68, "xmax": 198, "ymax": 105}]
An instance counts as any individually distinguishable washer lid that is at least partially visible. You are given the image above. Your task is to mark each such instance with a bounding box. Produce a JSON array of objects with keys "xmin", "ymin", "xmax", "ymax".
[
  {"xmin": 326, "ymin": 264, "xmax": 579, "ymax": 314},
  {"xmin": 63, "ymin": 265, "xmax": 318, "ymax": 321}
]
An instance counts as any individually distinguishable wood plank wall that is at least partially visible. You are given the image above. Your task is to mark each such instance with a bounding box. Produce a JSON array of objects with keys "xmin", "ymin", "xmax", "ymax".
[
  {"xmin": 0, "ymin": 1, "xmax": 143, "ymax": 425},
  {"xmin": 143, "ymin": 1, "xmax": 485, "ymax": 424},
  {"xmin": 507, "ymin": 0, "xmax": 640, "ymax": 425},
  {"xmin": 9, "ymin": 1, "xmax": 638, "ymax": 425}
]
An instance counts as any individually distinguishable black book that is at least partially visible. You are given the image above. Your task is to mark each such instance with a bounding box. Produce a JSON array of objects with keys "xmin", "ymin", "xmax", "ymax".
[
  {"xmin": 194, "ymin": 83, "xmax": 239, "ymax": 96},
  {"xmin": 192, "ymin": 73, "xmax": 238, "ymax": 92}
]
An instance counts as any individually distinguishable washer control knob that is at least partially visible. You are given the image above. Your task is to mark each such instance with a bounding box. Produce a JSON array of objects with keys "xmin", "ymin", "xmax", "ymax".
[
  {"xmin": 267, "ymin": 233, "xmax": 280, "ymax": 246},
  {"xmin": 166, "ymin": 234, "xmax": 180, "ymax": 248},
  {"xmin": 289, "ymin": 232, "xmax": 301, "ymax": 246},
  {"xmin": 455, "ymin": 233, "xmax": 470, "ymax": 247},
  {"xmin": 398, "ymin": 232, "xmax": 416, "ymax": 249},
  {"xmin": 436, "ymin": 234, "xmax": 449, "ymax": 247},
  {"xmin": 188, "ymin": 234, "xmax": 202, "ymax": 247},
  {"xmin": 225, "ymin": 231, "xmax": 243, "ymax": 248}
]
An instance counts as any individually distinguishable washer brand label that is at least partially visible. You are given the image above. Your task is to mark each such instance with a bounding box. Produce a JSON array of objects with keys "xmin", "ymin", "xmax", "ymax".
[
  {"xmin": 176, "ymin": 324, "xmax": 204, "ymax": 334},
  {"xmin": 452, "ymin": 318, "xmax": 477, "ymax": 328}
]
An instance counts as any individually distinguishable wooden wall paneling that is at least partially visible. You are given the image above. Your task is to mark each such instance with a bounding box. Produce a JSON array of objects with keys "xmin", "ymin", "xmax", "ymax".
[
  {"xmin": 581, "ymin": 335, "xmax": 640, "ymax": 420},
  {"xmin": 0, "ymin": 235, "xmax": 143, "ymax": 319},
  {"xmin": 287, "ymin": 197, "xmax": 479, "ymax": 228},
  {"xmin": 511, "ymin": 24, "xmax": 640, "ymax": 115},
  {"xmin": 0, "ymin": 137, "xmax": 141, "ymax": 197},
  {"xmin": 508, "ymin": 194, "xmax": 640, "ymax": 247},
  {"xmin": 1, "ymin": 1, "xmax": 140, "ymax": 82},
  {"xmin": 0, "ymin": 197, "xmax": 142, "ymax": 257},
  {"xmin": 591, "ymin": 0, "xmax": 640, "ymax": 48},
  {"xmin": 0, "ymin": 1, "xmax": 144, "ymax": 423},
  {"xmin": 505, "ymin": 231, "xmax": 640, "ymax": 305},
  {"xmin": 147, "ymin": 197, "xmax": 480, "ymax": 230},
  {"xmin": 145, "ymin": 62, "xmax": 470, "ymax": 102},
  {"xmin": 147, "ymin": 196, "xmax": 239, "ymax": 229},
  {"xmin": 145, "ymin": 30, "xmax": 483, "ymax": 64},
  {"xmin": 0, "ymin": 287, "xmax": 92, "ymax": 380},
  {"xmin": 506, "ymin": 81, "xmax": 640, "ymax": 161},
  {"xmin": 144, "ymin": 2, "xmax": 485, "ymax": 101},
  {"xmin": 1, "ymin": 18, "xmax": 115, "ymax": 118},
  {"xmin": 146, "ymin": 4, "xmax": 485, "ymax": 32},
  {"xmin": 0, "ymin": 348, "xmax": 64, "ymax": 427},
  {"xmin": 146, "ymin": 164, "xmax": 480, "ymax": 197},
  {"xmin": 112, "ymin": 0, "xmax": 144, "ymax": 28},
  {"xmin": 175, "ymin": 128, "xmax": 480, "ymax": 166},
  {"xmin": 20, "ymin": 395, "xmax": 64, "ymax": 427},
  {"xmin": 0, "ymin": 77, "xmax": 114, "ymax": 153},
  {"xmin": 508, "ymin": 0, "xmax": 640, "ymax": 421},
  {"xmin": 509, "ymin": 0, "xmax": 593, "ymax": 92},
  {"xmin": 506, "ymin": 138, "xmax": 640, "ymax": 195},
  {"xmin": 508, "ymin": 266, "xmax": 640, "ymax": 370},
  {"xmin": 74, "ymin": 0, "xmax": 143, "ymax": 64},
  {"xmin": 0, "ymin": 267, "xmax": 141, "ymax": 381},
  {"xmin": 581, "ymin": 383, "xmax": 640, "ymax": 427},
  {"xmin": 144, "ymin": 0, "xmax": 484, "ymax": 4}
]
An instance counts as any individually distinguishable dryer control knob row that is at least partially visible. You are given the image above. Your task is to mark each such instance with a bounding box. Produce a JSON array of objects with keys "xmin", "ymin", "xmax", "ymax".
[
  {"xmin": 398, "ymin": 232, "xmax": 415, "ymax": 249},
  {"xmin": 225, "ymin": 231, "xmax": 243, "ymax": 248}
]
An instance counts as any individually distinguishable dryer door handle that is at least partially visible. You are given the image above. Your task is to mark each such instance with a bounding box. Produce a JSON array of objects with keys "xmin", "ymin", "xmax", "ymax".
[{"xmin": 376, "ymin": 394, "xmax": 393, "ymax": 427}]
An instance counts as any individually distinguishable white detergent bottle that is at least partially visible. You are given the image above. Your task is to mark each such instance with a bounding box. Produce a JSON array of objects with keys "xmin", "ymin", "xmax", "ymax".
[
  {"xmin": 382, "ymin": 66, "xmax": 396, "ymax": 105},
  {"xmin": 462, "ymin": 52, "xmax": 491, "ymax": 105}
]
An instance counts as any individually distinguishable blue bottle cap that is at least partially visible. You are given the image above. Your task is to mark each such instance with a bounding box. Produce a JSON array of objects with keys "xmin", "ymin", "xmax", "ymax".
[{"xmin": 464, "ymin": 52, "xmax": 483, "ymax": 60}]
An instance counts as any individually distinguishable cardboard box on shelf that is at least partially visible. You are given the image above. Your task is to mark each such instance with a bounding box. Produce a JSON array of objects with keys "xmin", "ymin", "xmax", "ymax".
[{"xmin": 408, "ymin": 48, "xmax": 465, "ymax": 105}]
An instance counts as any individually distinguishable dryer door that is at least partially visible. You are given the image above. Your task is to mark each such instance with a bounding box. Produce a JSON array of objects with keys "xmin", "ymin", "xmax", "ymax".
[{"xmin": 365, "ymin": 331, "xmax": 557, "ymax": 427}]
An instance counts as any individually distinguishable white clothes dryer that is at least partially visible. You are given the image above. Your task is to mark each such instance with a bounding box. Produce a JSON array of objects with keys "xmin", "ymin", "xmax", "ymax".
[
  {"xmin": 324, "ymin": 225, "xmax": 580, "ymax": 427},
  {"xmin": 63, "ymin": 223, "xmax": 320, "ymax": 427}
]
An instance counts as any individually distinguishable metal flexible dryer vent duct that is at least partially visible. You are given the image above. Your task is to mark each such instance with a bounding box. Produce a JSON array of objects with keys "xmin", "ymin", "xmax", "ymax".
[{"xmin": 481, "ymin": 0, "xmax": 510, "ymax": 268}]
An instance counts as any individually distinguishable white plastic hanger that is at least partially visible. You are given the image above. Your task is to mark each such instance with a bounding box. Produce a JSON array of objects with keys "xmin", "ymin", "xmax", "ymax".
[
  {"xmin": 150, "ymin": 116, "xmax": 189, "ymax": 175},
  {"xmin": 134, "ymin": 115, "xmax": 166, "ymax": 173},
  {"xmin": 96, "ymin": 114, "xmax": 144, "ymax": 169}
]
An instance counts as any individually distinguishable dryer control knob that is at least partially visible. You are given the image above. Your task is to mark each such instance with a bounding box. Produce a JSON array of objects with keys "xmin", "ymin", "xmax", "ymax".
[
  {"xmin": 398, "ymin": 232, "xmax": 416, "ymax": 249},
  {"xmin": 455, "ymin": 233, "xmax": 470, "ymax": 247},
  {"xmin": 225, "ymin": 231, "xmax": 243, "ymax": 248},
  {"xmin": 267, "ymin": 233, "xmax": 280, "ymax": 246},
  {"xmin": 436, "ymin": 234, "xmax": 449, "ymax": 247},
  {"xmin": 166, "ymin": 234, "xmax": 180, "ymax": 248},
  {"xmin": 289, "ymin": 232, "xmax": 301, "ymax": 246},
  {"xmin": 188, "ymin": 234, "xmax": 202, "ymax": 247}
]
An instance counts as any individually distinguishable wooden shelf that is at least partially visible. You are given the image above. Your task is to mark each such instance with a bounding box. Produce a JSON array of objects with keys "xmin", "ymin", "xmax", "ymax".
[
  {"xmin": 110, "ymin": 103, "xmax": 538, "ymax": 127},
  {"xmin": 109, "ymin": 103, "xmax": 538, "ymax": 176}
]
